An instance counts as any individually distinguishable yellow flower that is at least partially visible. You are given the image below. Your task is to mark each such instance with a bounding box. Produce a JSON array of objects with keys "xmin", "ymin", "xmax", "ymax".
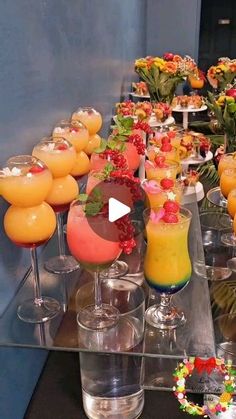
[
  {"xmin": 219, "ymin": 392, "xmax": 232, "ymax": 403},
  {"xmin": 135, "ymin": 59, "xmax": 147, "ymax": 68}
]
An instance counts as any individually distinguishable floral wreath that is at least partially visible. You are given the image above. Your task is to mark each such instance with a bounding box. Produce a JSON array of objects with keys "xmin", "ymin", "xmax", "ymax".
[{"xmin": 173, "ymin": 357, "xmax": 236, "ymax": 416}]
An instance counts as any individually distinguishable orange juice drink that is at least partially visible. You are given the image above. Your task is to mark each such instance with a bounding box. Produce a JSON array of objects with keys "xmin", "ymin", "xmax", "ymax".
[
  {"xmin": 1, "ymin": 156, "xmax": 53, "ymax": 207},
  {"xmin": 71, "ymin": 107, "xmax": 102, "ymax": 135},
  {"xmin": 145, "ymin": 158, "xmax": 178, "ymax": 181},
  {"xmin": 218, "ymin": 153, "xmax": 236, "ymax": 177},
  {"xmin": 220, "ymin": 168, "xmax": 236, "ymax": 198},
  {"xmin": 70, "ymin": 151, "xmax": 90, "ymax": 178},
  {"xmin": 144, "ymin": 207, "xmax": 191, "ymax": 293},
  {"xmin": 4, "ymin": 202, "xmax": 56, "ymax": 247},
  {"xmin": 146, "ymin": 145, "xmax": 179, "ymax": 164},
  {"xmin": 32, "ymin": 138, "xmax": 76, "ymax": 178},
  {"xmin": 227, "ymin": 189, "xmax": 236, "ymax": 218},
  {"xmin": 67, "ymin": 203, "xmax": 121, "ymax": 271},
  {"xmin": 53, "ymin": 120, "xmax": 89, "ymax": 152},
  {"xmin": 142, "ymin": 179, "xmax": 183, "ymax": 208},
  {"xmin": 46, "ymin": 175, "xmax": 79, "ymax": 212}
]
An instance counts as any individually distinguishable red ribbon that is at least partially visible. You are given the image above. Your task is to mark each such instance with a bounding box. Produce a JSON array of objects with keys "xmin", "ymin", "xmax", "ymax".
[{"xmin": 194, "ymin": 357, "xmax": 216, "ymax": 374}]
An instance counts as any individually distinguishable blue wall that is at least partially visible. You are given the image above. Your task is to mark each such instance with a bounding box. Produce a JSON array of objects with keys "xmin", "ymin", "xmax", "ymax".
[
  {"xmin": 0, "ymin": 1, "xmax": 146, "ymax": 418},
  {"xmin": 146, "ymin": 0, "xmax": 202, "ymax": 61}
]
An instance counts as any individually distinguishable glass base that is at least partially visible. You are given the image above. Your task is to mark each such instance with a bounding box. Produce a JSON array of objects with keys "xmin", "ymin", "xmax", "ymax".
[
  {"xmin": 17, "ymin": 297, "xmax": 61, "ymax": 323},
  {"xmin": 44, "ymin": 255, "xmax": 80, "ymax": 274},
  {"xmin": 206, "ymin": 187, "xmax": 227, "ymax": 208},
  {"xmin": 227, "ymin": 257, "xmax": 236, "ymax": 272},
  {"xmin": 78, "ymin": 304, "xmax": 120, "ymax": 330},
  {"xmin": 100, "ymin": 261, "xmax": 129, "ymax": 279},
  {"xmin": 82, "ymin": 389, "xmax": 144, "ymax": 419},
  {"xmin": 221, "ymin": 232, "xmax": 236, "ymax": 246},
  {"xmin": 194, "ymin": 261, "xmax": 232, "ymax": 281},
  {"xmin": 145, "ymin": 304, "xmax": 186, "ymax": 330}
]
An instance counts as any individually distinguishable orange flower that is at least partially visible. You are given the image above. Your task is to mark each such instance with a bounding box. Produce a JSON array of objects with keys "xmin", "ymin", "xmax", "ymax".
[
  {"xmin": 164, "ymin": 61, "xmax": 178, "ymax": 73},
  {"xmin": 173, "ymin": 55, "xmax": 182, "ymax": 62}
]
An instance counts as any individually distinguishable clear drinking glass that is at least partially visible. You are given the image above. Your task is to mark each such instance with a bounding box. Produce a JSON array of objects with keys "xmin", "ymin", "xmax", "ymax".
[
  {"xmin": 143, "ymin": 206, "xmax": 192, "ymax": 329},
  {"xmin": 1, "ymin": 155, "xmax": 61, "ymax": 323},
  {"xmin": 76, "ymin": 278, "xmax": 145, "ymax": 419},
  {"xmin": 32, "ymin": 137, "xmax": 80, "ymax": 274},
  {"xmin": 67, "ymin": 199, "xmax": 122, "ymax": 330}
]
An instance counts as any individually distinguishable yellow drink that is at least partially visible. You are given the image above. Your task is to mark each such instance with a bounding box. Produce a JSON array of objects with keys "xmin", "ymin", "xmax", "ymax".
[
  {"xmin": 1, "ymin": 163, "xmax": 52, "ymax": 207},
  {"xmin": 146, "ymin": 145, "xmax": 179, "ymax": 164},
  {"xmin": 32, "ymin": 138, "xmax": 76, "ymax": 178},
  {"xmin": 218, "ymin": 153, "xmax": 236, "ymax": 177},
  {"xmin": 227, "ymin": 189, "xmax": 236, "ymax": 218},
  {"xmin": 144, "ymin": 208, "xmax": 191, "ymax": 292},
  {"xmin": 220, "ymin": 168, "xmax": 236, "ymax": 198},
  {"xmin": 71, "ymin": 107, "xmax": 102, "ymax": 135},
  {"xmin": 145, "ymin": 160, "xmax": 178, "ymax": 181},
  {"xmin": 46, "ymin": 175, "xmax": 79, "ymax": 212},
  {"xmin": 4, "ymin": 202, "xmax": 56, "ymax": 247},
  {"xmin": 142, "ymin": 179, "xmax": 183, "ymax": 208},
  {"xmin": 53, "ymin": 120, "xmax": 89, "ymax": 152}
]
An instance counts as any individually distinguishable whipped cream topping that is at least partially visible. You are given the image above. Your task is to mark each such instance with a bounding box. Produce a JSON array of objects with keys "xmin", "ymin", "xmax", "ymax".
[
  {"xmin": 54, "ymin": 127, "xmax": 65, "ymax": 133},
  {"xmin": 41, "ymin": 143, "xmax": 55, "ymax": 152},
  {"xmin": 77, "ymin": 108, "xmax": 99, "ymax": 116},
  {"xmin": 2, "ymin": 167, "xmax": 22, "ymax": 177}
]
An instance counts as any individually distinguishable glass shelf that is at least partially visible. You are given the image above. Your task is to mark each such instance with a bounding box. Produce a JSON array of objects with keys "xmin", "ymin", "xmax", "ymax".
[{"xmin": 0, "ymin": 198, "xmax": 234, "ymax": 392}]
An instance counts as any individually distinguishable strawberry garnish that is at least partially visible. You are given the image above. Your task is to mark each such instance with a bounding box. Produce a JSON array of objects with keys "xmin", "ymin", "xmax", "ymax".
[
  {"xmin": 167, "ymin": 131, "xmax": 176, "ymax": 139},
  {"xmin": 29, "ymin": 165, "xmax": 45, "ymax": 174},
  {"xmin": 163, "ymin": 200, "xmax": 179, "ymax": 213},
  {"xmin": 57, "ymin": 144, "xmax": 68, "ymax": 151},
  {"xmin": 160, "ymin": 143, "xmax": 172, "ymax": 152},
  {"xmin": 162, "ymin": 213, "xmax": 178, "ymax": 223},
  {"xmin": 161, "ymin": 136, "xmax": 171, "ymax": 144},
  {"xmin": 160, "ymin": 178, "xmax": 174, "ymax": 189},
  {"xmin": 154, "ymin": 155, "xmax": 166, "ymax": 168}
]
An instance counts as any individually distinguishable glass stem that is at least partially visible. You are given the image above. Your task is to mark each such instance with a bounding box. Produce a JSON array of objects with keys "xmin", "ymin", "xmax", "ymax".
[
  {"xmin": 30, "ymin": 247, "xmax": 43, "ymax": 306},
  {"xmin": 56, "ymin": 212, "xmax": 65, "ymax": 258},
  {"xmin": 159, "ymin": 294, "xmax": 173, "ymax": 318},
  {"xmin": 94, "ymin": 270, "xmax": 102, "ymax": 310}
]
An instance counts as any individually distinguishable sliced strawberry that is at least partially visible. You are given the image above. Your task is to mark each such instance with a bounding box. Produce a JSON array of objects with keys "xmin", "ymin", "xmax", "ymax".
[
  {"xmin": 155, "ymin": 155, "xmax": 166, "ymax": 167},
  {"xmin": 162, "ymin": 213, "xmax": 178, "ymax": 223},
  {"xmin": 160, "ymin": 178, "xmax": 174, "ymax": 189},
  {"xmin": 57, "ymin": 144, "xmax": 68, "ymax": 151},
  {"xmin": 29, "ymin": 165, "xmax": 45, "ymax": 174},
  {"xmin": 161, "ymin": 143, "xmax": 172, "ymax": 152},
  {"xmin": 163, "ymin": 200, "xmax": 180, "ymax": 213}
]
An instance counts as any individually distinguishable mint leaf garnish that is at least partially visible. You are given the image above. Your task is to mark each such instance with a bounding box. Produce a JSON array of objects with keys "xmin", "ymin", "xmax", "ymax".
[
  {"xmin": 78, "ymin": 193, "xmax": 88, "ymax": 202},
  {"xmin": 94, "ymin": 138, "xmax": 107, "ymax": 153},
  {"xmin": 85, "ymin": 201, "xmax": 104, "ymax": 217}
]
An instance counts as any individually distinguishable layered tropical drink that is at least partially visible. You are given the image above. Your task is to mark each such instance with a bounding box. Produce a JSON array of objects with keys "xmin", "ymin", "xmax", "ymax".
[
  {"xmin": 0, "ymin": 155, "xmax": 60, "ymax": 323},
  {"xmin": 143, "ymin": 204, "xmax": 192, "ymax": 329},
  {"xmin": 53, "ymin": 120, "xmax": 89, "ymax": 152},
  {"xmin": 220, "ymin": 168, "xmax": 236, "ymax": 198},
  {"xmin": 71, "ymin": 107, "xmax": 102, "ymax": 135},
  {"xmin": 145, "ymin": 157, "xmax": 179, "ymax": 181}
]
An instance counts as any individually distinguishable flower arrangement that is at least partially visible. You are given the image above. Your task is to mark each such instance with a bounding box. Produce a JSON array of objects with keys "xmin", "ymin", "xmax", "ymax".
[
  {"xmin": 134, "ymin": 53, "xmax": 197, "ymax": 103},
  {"xmin": 207, "ymin": 57, "xmax": 236, "ymax": 91},
  {"xmin": 207, "ymin": 91, "xmax": 236, "ymax": 152}
]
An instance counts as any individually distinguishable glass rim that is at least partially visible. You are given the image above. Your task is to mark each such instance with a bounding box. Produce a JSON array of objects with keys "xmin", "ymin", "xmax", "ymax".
[
  {"xmin": 143, "ymin": 205, "xmax": 192, "ymax": 223},
  {"xmin": 141, "ymin": 178, "xmax": 183, "ymax": 193},
  {"xmin": 35, "ymin": 136, "xmax": 73, "ymax": 147},
  {"xmin": 6, "ymin": 155, "xmax": 40, "ymax": 165},
  {"xmin": 199, "ymin": 210, "xmax": 232, "ymax": 230}
]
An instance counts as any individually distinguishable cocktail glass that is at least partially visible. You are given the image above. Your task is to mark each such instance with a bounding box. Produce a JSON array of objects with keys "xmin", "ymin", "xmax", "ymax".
[
  {"xmin": 220, "ymin": 168, "xmax": 236, "ymax": 201},
  {"xmin": 145, "ymin": 159, "xmax": 179, "ymax": 181},
  {"xmin": 143, "ymin": 206, "xmax": 192, "ymax": 329},
  {"xmin": 53, "ymin": 119, "xmax": 89, "ymax": 152},
  {"xmin": 71, "ymin": 106, "xmax": 102, "ymax": 135},
  {"xmin": 67, "ymin": 200, "xmax": 122, "ymax": 330},
  {"xmin": 142, "ymin": 178, "xmax": 183, "ymax": 208},
  {"xmin": 1, "ymin": 155, "xmax": 60, "ymax": 323},
  {"xmin": 32, "ymin": 137, "xmax": 80, "ymax": 274},
  {"xmin": 207, "ymin": 154, "xmax": 236, "ymax": 207}
]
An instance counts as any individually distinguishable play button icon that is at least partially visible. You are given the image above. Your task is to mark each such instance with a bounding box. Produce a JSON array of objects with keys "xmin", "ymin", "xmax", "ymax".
[{"xmin": 108, "ymin": 198, "xmax": 131, "ymax": 222}]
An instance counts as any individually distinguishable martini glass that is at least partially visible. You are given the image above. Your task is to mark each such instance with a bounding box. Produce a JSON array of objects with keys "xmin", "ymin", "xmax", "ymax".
[
  {"xmin": 143, "ymin": 206, "xmax": 192, "ymax": 329},
  {"xmin": 32, "ymin": 137, "xmax": 80, "ymax": 274},
  {"xmin": 1, "ymin": 155, "xmax": 61, "ymax": 323},
  {"xmin": 67, "ymin": 199, "xmax": 122, "ymax": 330}
]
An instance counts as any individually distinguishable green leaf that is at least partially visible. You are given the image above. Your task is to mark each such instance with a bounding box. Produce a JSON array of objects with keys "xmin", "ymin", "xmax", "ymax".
[
  {"xmin": 107, "ymin": 138, "xmax": 117, "ymax": 150},
  {"xmin": 84, "ymin": 201, "xmax": 103, "ymax": 217},
  {"xmin": 94, "ymin": 138, "xmax": 107, "ymax": 153},
  {"xmin": 78, "ymin": 193, "xmax": 88, "ymax": 202},
  {"xmin": 91, "ymin": 187, "xmax": 102, "ymax": 201}
]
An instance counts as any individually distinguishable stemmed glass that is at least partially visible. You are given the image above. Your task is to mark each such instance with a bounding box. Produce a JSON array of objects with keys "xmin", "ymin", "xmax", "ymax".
[
  {"xmin": 67, "ymin": 199, "xmax": 122, "ymax": 330},
  {"xmin": 220, "ymin": 188, "xmax": 236, "ymax": 271},
  {"xmin": 143, "ymin": 206, "xmax": 192, "ymax": 329},
  {"xmin": 71, "ymin": 107, "xmax": 102, "ymax": 135},
  {"xmin": 32, "ymin": 137, "xmax": 80, "ymax": 274},
  {"xmin": 207, "ymin": 154, "xmax": 236, "ymax": 208},
  {"xmin": 1, "ymin": 155, "xmax": 61, "ymax": 322}
]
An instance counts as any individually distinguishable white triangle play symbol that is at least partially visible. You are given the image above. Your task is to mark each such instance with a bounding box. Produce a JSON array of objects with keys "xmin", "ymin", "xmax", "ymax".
[{"xmin": 108, "ymin": 197, "xmax": 131, "ymax": 223}]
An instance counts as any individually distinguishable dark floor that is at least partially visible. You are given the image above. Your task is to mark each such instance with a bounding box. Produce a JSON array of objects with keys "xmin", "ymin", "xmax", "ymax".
[{"xmin": 24, "ymin": 351, "xmax": 203, "ymax": 419}]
